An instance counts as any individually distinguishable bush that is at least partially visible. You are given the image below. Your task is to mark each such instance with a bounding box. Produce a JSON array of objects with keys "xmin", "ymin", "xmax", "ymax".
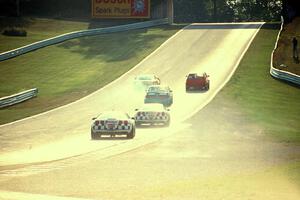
[{"xmin": 2, "ymin": 27, "xmax": 27, "ymax": 37}]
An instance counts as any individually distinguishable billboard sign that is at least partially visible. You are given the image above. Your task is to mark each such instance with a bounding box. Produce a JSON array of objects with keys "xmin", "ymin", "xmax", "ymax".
[{"xmin": 92, "ymin": 0, "xmax": 150, "ymax": 18}]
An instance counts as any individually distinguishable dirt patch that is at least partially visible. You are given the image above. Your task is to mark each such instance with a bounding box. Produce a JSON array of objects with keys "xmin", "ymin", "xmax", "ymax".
[{"xmin": 273, "ymin": 17, "xmax": 300, "ymax": 75}]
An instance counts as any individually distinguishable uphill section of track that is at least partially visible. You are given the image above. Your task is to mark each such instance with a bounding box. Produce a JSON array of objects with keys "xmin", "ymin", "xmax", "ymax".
[{"xmin": 0, "ymin": 23, "xmax": 263, "ymax": 166}]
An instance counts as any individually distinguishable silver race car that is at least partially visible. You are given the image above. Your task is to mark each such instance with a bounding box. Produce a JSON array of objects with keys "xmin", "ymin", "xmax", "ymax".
[
  {"xmin": 91, "ymin": 111, "xmax": 135, "ymax": 139},
  {"xmin": 134, "ymin": 103, "xmax": 170, "ymax": 127}
]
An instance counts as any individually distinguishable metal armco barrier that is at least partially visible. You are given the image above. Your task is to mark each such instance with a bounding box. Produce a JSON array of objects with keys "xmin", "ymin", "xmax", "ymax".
[
  {"xmin": 0, "ymin": 88, "xmax": 38, "ymax": 108},
  {"xmin": 270, "ymin": 68, "xmax": 300, "ymax": 85},
  {"xmin": 0, "ymin": 19, "xmax": 168, "ymax": 108},
  {"xmin": 0, "ymin": 18, "xmax": 169, "ymax": 61},
  {"xmin": 270, "ymin": 17, "xmax": 300, "ymax": 86}
]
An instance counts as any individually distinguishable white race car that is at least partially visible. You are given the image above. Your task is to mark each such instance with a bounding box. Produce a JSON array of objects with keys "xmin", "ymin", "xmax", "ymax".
[
  {"xmin": 134, "ymin": 74, "xmax": 160, "ymax": 89},
  {"xmin": 134, "ymin": 103, "xmax": 170, "ymax": 127},
  {"xmin": 91, "ymin": 111, "xmax": 135, "ymax": 139}
]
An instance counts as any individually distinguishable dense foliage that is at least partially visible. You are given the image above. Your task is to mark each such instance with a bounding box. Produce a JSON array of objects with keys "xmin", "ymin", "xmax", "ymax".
[
  {"xmin": 174, "ymin": 0, "xmax": 282, "ymax": 22},
  {"xmin": 0, "ymin": 0, "xmax": 285, "ymax": 22}
]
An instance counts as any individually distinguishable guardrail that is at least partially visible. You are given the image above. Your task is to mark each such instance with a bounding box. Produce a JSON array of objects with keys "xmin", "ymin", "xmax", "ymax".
[
  {"xmin": 270, "ymin": 68, "xmax": 300, "ymax": 84},
  {"xmin": 0, "ymin": 19, "xmax": 169, "ymax": 108},
  {"xmin": 270, "ymin": 16, "xmax": 300, "ymax": 85},
  {"xmin": 0, "ymin": 18, "xmax": 169, "ymax": 61},
  {"xmin": 0, "ymin": 88, "xmax": 38, "ymax": 108}
]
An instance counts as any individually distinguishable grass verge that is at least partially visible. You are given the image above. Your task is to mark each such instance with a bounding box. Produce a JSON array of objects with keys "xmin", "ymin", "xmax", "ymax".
[
  {"xmin": 197, "ymin": 22, "xmax": 300, "ymax": 143},
  {"xmin": 220, "ymin": 23, "xmax": 300, "ymax": 142},
  {"xmin": 0, "ymin": 17, "xmax": 140, "ymax": 53},
  {"xmin": 0, "ymin": 24, "xmax": 184, "ymax": 125},
  {"xmin": 0, "ymin": 18, "xmax": 90, "ymax": 53}
]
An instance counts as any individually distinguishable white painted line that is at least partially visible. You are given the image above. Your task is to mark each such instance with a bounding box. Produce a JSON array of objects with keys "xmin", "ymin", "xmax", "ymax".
[{"xmin": 0, "ymin": 190, "xmax": 94, "ymax": 200}]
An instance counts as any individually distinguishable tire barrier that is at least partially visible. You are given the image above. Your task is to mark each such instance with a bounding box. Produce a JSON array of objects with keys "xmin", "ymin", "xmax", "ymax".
[
  {"xmin": 0, "ymin": 88, "xmax": 38, "ymax": 108},
  {"xmin": 0, "ymin": 18, "xmax": 169, "ymax": 61},
  {"xmin": 270, "ymin": 17, "xmax": 300, "ymax": 85}
]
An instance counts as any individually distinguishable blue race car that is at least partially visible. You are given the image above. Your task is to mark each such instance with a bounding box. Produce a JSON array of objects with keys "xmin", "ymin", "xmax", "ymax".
[{"xmin": 144, "ymin": 85, "xmax": 173, "ymax": 107}]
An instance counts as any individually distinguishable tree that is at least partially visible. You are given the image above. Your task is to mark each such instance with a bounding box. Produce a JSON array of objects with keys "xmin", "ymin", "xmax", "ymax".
[
  {"xmin": 227, "ymin": 0, "xmax": 282, "ymax": 21},
  {"xmin": 174, "ymin": 0, "xmax": 210, "ymax": 22},
  {"xmin": 213, "ymin": 0, "xmax": 217, "ymax": 20},
  {"xmin": 207, "ymin": 0, "xmax": 234, "ymax": 22},
  {"xmin": 16, "ymin": 0, "xmax": 20, "ymax": 16}
]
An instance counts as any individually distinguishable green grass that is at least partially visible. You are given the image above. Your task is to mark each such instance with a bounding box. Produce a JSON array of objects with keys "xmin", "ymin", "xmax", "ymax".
[
  {"xmin": 214, "ymin": 23, "xmax": 300, "ymax": 142},
  {"xmin": 0, "ymin": 17, "xmax": 138, "ymax": 53},
  {"xmin": 0, "ymin": 18, "xmax": 90, "ymax": 53},
  {"xmin": 0, "ymin": 23, "xmax": 184, "ymax": 124},
  {"xmin": 273, "ymin": 17, "xmax": 300, "ymax": 75}
]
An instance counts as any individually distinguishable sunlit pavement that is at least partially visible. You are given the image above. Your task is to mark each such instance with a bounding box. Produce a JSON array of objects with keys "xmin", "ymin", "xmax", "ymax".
[
  {"xmin": 0, "ymin": 122, "xmax": 190, "ymax": 168},
  {"xmin": 2, "ymin": 23, "xmax": 294, "ymax": 200},
  {"xmin": 0, "ymin": 190, "xmax": 93, "ymax": 200},
  {"xmin": 0, "ymin": 23, "xmax": 262, "ymax": 166}
]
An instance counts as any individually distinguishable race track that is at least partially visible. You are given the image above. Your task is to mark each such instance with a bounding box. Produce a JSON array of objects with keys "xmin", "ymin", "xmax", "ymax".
[
  {"xmin": 0, "ymin": 23, "xmax": 262, "ymax": 166},
  {"xmin": 3, "ymin": 22, "xmax": 300, "ymax": 200}
]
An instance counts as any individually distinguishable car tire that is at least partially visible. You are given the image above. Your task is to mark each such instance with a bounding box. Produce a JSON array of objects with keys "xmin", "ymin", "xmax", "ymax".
[
  {"xmin": 91, "ymin": 130, "xmax": 98, "ymax": 140},
  {"xmin": 206, "ymin": 81, "xmax": 210, "ymax": 90},
  {"xmin": 165, "ymin": 120, "xmax": 170, "ymax": 127},
  {"xmin": 127, "ymin": 127, "xmax": 135, "ymax": 139},
  {"xmin": 135, "ymin": 122, "xmax": 141, "ymax": 127}
]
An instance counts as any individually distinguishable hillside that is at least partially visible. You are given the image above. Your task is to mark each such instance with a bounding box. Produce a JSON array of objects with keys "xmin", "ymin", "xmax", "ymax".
[{"xmin": 273, "ymin": 17, "xmax": 300, "ymax": 75}]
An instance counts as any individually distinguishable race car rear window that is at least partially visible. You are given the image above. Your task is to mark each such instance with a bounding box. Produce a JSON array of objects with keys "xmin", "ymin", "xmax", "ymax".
[
  {"xmin": 148, "ymin": 86, "xmax": 160, "ymax": 92},
  {"xmin": 146, "ymin": 92, "xmax": 158, "ymax": 96},
  {"xmin": 188, "ymin": 74, "xmax": 197, "ymax": 79}
]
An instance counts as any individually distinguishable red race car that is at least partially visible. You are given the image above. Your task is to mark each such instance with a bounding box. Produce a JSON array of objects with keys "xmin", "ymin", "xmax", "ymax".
[{"xmin": 185, "ymin": 73, "xmax": 210, "ymax": 91}]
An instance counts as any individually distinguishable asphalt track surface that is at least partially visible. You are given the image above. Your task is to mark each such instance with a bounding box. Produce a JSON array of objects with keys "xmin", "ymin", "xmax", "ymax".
[
  {"xmin": 0, "ymin": 22, "xmax": 262, "ymax": 165},
  {"xmin": 3, "ymin": 23, "xmax": 294, "ymax": 200}
]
